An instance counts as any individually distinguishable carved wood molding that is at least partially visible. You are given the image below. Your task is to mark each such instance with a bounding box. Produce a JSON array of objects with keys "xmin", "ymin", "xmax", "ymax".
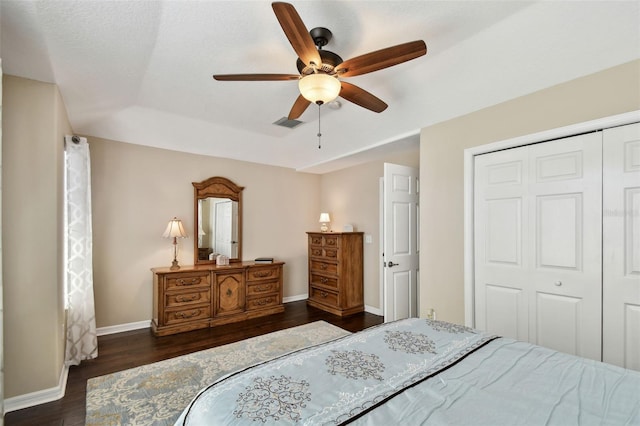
[{"xmin": 193, "ymin": 176, "xmax": 244, "ymax": 201}]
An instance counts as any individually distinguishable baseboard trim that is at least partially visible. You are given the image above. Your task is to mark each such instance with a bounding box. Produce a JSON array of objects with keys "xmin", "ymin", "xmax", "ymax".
[
  {"xmin": 283, "ymin": 294, "xmax": 308, "ymax": 303},
  {"xmin": 365, "ymin": 305, "xmax": 383, "ymax": 316},
  {"xmin": 97, "ymin": 320, "xmax": 151, "ymax": 336},
  {"xmin": 4, "ymin": 364, "xmax": 69, "ymax": 414}
]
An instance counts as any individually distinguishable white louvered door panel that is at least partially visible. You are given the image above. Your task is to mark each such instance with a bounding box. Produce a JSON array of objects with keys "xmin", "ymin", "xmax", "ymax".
[{"xmin": 603, "ymin": 122, "xmax": 640, "ymax": 370}]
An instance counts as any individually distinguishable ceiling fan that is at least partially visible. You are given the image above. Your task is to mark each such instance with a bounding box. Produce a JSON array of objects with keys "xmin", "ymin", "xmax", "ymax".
[{"xmin": 213, "ymin": 2, "xmax": 427, "ymax": 121}]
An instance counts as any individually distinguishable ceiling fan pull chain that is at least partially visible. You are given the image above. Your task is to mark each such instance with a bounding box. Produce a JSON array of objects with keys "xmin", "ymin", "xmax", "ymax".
[{"xmin": 317, "ymin": 104, "xmax": 322, "ymax": 149}]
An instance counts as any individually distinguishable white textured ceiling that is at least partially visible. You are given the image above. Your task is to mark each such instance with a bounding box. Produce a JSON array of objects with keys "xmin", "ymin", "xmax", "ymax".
[{"xmin": 2, "ymin": 1, "xmax": 639, "ymax": 173}]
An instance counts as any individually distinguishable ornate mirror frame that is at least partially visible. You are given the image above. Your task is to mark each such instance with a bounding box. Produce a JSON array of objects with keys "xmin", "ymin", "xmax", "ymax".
[{"xmin": 192, "ymin": 176, "xmax": 244, "ymax": 265}]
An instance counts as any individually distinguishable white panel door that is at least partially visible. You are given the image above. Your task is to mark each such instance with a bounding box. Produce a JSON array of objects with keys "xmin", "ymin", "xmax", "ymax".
[
  {"xmin": 603, "ymin": 122, "xmax": 640, "ymax": 370},
  {"xmin": 528, "ymin": 132, "xmax": 602, "ymax": 361},
  {"xmin": 383, "ymin": 163, "xmax": 419, "ymax": 322},
  {"xmin": 215, "ymin": 200, "xmax": 233, "ymax": 257},
  {"xmin": 474, "ymin": 147, "xmax": 529, "ymax": 341},
  {"xmin": 475, "ymin": 132, "xmax": 602, "ymax": 360}
]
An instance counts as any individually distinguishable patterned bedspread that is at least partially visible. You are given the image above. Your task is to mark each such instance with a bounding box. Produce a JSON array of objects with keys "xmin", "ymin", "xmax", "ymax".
[
  {"xmin": 176, "ymin": 318, "xmax": 640, "ymax": 425},
  {"xmin": 175, "ymin": 318, "xmax": 496, "ymax": 425}
]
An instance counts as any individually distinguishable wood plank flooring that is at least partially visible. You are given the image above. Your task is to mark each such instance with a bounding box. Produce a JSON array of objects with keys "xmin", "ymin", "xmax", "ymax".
[{"xmin": 4, "ymin": 301, "xmax": 383, "ymax": 425}]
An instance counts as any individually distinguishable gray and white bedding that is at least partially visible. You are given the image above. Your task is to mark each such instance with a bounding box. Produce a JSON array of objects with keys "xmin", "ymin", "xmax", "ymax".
[{"xmin": 175, "ymin": 318, "xmax": 640, "ymax": 425}]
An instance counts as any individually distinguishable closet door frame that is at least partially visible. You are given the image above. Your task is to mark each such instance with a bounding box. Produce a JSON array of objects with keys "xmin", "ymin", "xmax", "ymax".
[{"xmin": 463, "ymin": 110, "xmax": 640, "ymax": 327}]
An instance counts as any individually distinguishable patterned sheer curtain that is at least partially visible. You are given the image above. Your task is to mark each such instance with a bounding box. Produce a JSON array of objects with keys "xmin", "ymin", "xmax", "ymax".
[{"xmin": 64, "ymin": 135, "xmax": 98, "ymax": 365}]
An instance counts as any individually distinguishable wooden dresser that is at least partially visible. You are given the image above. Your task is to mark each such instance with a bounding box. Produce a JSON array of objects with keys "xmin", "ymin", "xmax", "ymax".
[
  {"xmin": 151, "ymin": 262, "xmax": 284, "ymax": 336},
  {"xmin": 307, "ymin": 232, "xmax": 364, "ymax": 316}
]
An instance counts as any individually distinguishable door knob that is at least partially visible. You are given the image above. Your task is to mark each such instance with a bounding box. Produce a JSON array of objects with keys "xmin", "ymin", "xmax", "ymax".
[{"xmin": 387, "ymin": 261, "xmax": 398, "ymax": 268}]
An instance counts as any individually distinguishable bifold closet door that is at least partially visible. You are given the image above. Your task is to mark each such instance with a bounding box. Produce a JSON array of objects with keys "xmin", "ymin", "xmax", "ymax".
[
  {"xmin": 526, "ymin": 133, "xmax": 602, "ymax": 361},
  {"xmin": 474, "ymin": 132, "xmax": 602, "ymax": 361},
  {"xmin": 603, "ymin": 122, "xmax": 640, "ymax": 370},
  {"xmin": 474, "ymin": 146, "xmax": 529, "ymax": 342}
]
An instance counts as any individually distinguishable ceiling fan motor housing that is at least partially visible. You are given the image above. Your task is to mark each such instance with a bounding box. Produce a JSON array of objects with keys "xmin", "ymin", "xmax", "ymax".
[
  {"xmin": 297, "ymin": 50, "xmax": 344, "ymax": 74},
  {"xmin": 296, "ymin": 27, "xmax": 343, "ymax": 75}
]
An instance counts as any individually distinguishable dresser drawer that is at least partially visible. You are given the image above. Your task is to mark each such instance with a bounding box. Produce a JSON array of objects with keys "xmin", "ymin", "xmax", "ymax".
[
  {"xmin": 165, "ymin": 271, "xmax": 210, "ymax": 291},
  {"xmin": 164, "ymin": 305, "xmax": 210, "ymax": 325},
  {"xmin": 309, "ymin": 286, "xmax": 338, "ymax": 306},
  {"xmin": 165, "ymin": 289, "xmax": 210, "ymax": 308},
  {"xmin": 246, "ymin": 265, "xmax": 280, "ymax": 282},
  {"xmin": 323, "ymin": 248, "xmax": 338, "ymax": 259},
  {"xmin": 310, "ymin": 260, "xmax": 337, "ymax": 274},
  {"xmin": 246, "ymin": 294, "xmax": 280, "ymax": 310},
  {"xmin": 309, "ymin": 247, "xmax": 339, "ymax": 259},
  {"xmin": 323, "ymin": 235, "xmax": 339, "ymax": 248},
  {"xmin": 309, "ymin": 235, "xmax": 323, "ymax": 246},
  {"xmin": 310, "ymin": 273, "xmax": 338, "ymax": 289},
  {"xmin": 247, "ymin": 280, "xmax": 279, "ymax": 296},
  {"xmin": 309, "ymin": 247, "xmax": 323, "ymax": 257}
]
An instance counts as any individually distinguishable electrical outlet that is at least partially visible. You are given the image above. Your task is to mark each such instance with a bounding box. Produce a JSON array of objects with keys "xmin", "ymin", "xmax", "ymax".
[{"xmin": 364, "ymin": 234, "xmax": 372, "ymax": 244}]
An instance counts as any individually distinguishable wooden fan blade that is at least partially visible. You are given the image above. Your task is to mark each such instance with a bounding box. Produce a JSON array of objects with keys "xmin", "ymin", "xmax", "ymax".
[
  {"xmin": 213, "ymin": 74, "xmax": 300, "ymax": 81},
  {"xmin": 339, "ymin": 81, "xmax": 388, "ymax": 113},
  {"xmin": 288, "ymin": 94, "xmax": 311, "ymax": 120},
  {"xmin": 272, "ymin": 2, "xmax": 321, "ymax": 67},
  {"xmin": 336, "ymin": 40, "xmax": 427, "ymax": 78}
]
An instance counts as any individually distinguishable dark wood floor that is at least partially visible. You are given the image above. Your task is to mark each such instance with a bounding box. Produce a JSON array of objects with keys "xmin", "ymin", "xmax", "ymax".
[{"xmin": 4, "ymin": 301, "xmax": 383, "ymax": 426}]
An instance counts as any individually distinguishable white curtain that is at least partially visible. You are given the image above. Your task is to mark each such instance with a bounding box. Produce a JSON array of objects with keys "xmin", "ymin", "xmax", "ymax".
[{"xmin": 64, "ymin": 135, "xmax": 98, "ymax": 365}]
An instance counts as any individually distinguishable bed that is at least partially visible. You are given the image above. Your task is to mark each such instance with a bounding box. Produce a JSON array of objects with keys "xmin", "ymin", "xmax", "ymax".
[{"xmin": 175, "ymin": 318, "xmax": 640, "ymax": 425}]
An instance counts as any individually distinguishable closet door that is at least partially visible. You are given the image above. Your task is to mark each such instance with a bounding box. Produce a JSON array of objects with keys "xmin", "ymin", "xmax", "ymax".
[
  {"xmin": 474, "ymin": 146, "xmax": 530, "ymax": 341},
  {"xmin": 527, "ymin": 133, "xmax": 602, "ymax": 361},
  {"xmin": 603, "ymin": 122, "xmax": 640, "ymax": 370},
  {"xmin": 475, "ymin": 132, "xmax": 602, "ymax": 361}
]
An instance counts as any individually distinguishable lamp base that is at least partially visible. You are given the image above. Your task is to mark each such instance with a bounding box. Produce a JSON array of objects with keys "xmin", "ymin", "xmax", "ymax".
[
  {"xmin": 170, "ymin": 239, "xmax": 180, "ymax": 270},
  {"xmin": 320, "ymin": 223, "xmax": 329, "ymax": 232}
]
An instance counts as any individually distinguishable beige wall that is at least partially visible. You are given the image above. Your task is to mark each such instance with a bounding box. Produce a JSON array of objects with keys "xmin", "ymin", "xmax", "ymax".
[
  {"xmin": 89, "ymin": 138, "xmax": 320, "ymax": 327},
  {"xmin": 420, "ymin": 59, "xmax": 640, "ymax": 325},
  {"xmin": 320, "ymin": 149, "xmax": 419, "ymax": 309},
  {"xmin": 2, "ymin": 75, "xmax": 70, "ymax": 397}
]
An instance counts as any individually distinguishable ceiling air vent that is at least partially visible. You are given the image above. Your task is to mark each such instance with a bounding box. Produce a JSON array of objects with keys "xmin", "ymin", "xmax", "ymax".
[{"xmin": 273, "ymin": 117, "xmax": 304, "ymax": 129}]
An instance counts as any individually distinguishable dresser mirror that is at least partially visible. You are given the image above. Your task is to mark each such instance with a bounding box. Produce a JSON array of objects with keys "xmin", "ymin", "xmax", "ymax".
[{"xmin": 193, "ymin": 176, "xmax": 244, "ymax": 265}]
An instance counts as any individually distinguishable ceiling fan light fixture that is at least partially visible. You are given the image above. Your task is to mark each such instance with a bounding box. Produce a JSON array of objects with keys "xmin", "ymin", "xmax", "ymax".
[{"xmin": 298, "ymin": 73, "xmax": 341, "ymax": 104}]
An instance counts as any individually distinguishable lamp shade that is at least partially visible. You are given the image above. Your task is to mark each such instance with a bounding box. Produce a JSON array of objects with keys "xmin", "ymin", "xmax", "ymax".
[
  {"xmin": 299, "ymin": 74, "xmax": 341, "ymax": 104},
  {"xmin": 163, "ymin": 217, "xmax": 188, "ymax": 238},
  {"xmin": 319, "ymin": 213, "xmax": 331, "ymax": 223}
]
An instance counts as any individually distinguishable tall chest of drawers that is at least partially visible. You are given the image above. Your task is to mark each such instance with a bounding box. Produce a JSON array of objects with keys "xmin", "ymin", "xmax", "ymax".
[
  {"xmin": 152, "ymin": 262, "xmax": 284, "ymax": 336},
  {"xmin": 307, "ymin": 232, "xmax": 364, "ymax": 316}
]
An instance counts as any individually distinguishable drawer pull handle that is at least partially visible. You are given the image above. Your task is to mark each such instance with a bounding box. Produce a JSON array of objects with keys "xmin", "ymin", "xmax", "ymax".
[
  {"xmin": 226, "ymin": 289, "xmax": 233, "ymax": 297},
  {"xmin": 320, "ymin": 264, "xmax": 327, "ymax": 270},
  {"xmin": 175, "ymin": 309, "xmax": 200, "ymax": 319},
  {"xmin": 253, "ymin": 271, "xmax": 272, "ymax": 278},
  {"xmin": 176, "ymin": 294, "xmax": 199, "ymax": 303},
  {"xmin": 256, "ymin": 284, "xmax": 272, "ymax": 292},
  {"xmin": 320, "ymin": 277, "xmax": 328, "ymax": 284},
  {"xmin": 320, "ymin": 291, "xmax": 328, "ymax": 298},
  {"xmin": 312, "ymin": 249, "xmax": 322, "ymax": 256},
  {"xmin": 326, "ymin": 240, "xmax": 336, "ymax": 245},
  {"xmin": 177, "ymin": 278, "xmax": 201, "ymax": 286}
]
